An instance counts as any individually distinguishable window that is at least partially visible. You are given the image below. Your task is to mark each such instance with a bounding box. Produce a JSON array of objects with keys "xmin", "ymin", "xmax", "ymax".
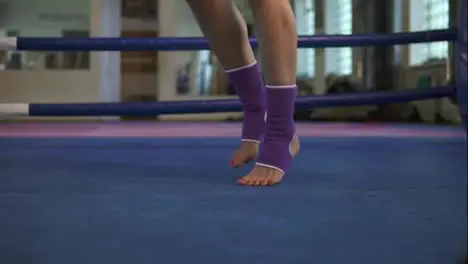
[
  {"xmin": 122, "ymin": 0, "xmax": 157, "ymax": 19},
  {"xmin": 196, "ymin": 50, "xmax": 213, "ymax": 95},
  {"xmin": 336, "ymin": 0, "xmax": 352, "ymax": 75},
  {"xmin": 2, "ymin": 30, "xmax": 23, "ymax": 70},
  {"xmin": 410, "ymin": 0, "xmax": 449, "ymax": 65},
  {"xmin": 295, "ymin": 0, "xmax": 315, "ymax": 77},
  {"xmin": 325, "ymin": 0, "xmax": 353, "ymax": 75},
  {"xmin": 61, "ymin": 30, "xmax": 90, "ymax": 70}
]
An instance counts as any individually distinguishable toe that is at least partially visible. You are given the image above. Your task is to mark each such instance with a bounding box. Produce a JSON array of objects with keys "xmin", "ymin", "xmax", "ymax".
[
  {"xmin": 259, "ymin": 180, "xmax": 270, "ymax": 186},
  {"xmin": 258, "ymin": 176, "xmax": 270, "ymax": 186},
  {"xmin": 240, "ymin": 174, "xmax": 259, "ymax": 186},
  {"xmin": 230, "ymin": 159, "xmax": 240, "ymax": 168},
  {"xmin": 253, "ymin": 178, "xmax": 262, "ymax": 186},
  {"xmin": 238, "ymin": 175, "xmax": 255, "ymax": 185},
  {"xmin": 248, "ymin": 176, "xmax": 259, "ymax": 186},
  {"xmin": 237, "ymin": 176, "xmax": 247, "ymax": 185},
  {"xmin": 230, "ymin": 153, "xmax": 252, "ymax": 168}
]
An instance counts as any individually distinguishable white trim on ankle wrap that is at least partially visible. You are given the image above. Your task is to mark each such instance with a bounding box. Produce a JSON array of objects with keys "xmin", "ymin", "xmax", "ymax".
[
  {"xmin": 241, "ymin": 139, "xmax": 261, "ymax": 143},
  {"xmin": 255, "ymin": 135, "xmax": 295, "ymax": 176},
  {"xmin": 265, "ymin": 85, "xmax": 297, "ymax": 89},
  {"xmin": 225, "ymin": 61, "xmax": 258, "ymax": 73},
  {"xmin": 255, "ymin": 163, "xmax": 285, "ymax": 176}
]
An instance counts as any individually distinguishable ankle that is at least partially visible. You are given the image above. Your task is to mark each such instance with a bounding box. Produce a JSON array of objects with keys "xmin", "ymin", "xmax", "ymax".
[
  {"xmin": 263, "ymin": 85, "xmax": 296, "ymax": 140},
  {"xmin": 264, "ymin": 122, "xmax": 295, "ymax": 141},
  {"xmin": 240, "ymin": 140, "xmax": 260, "ymax": 147},
  {"xmin": 243, "ymin": 104, "xmax": 266, "ymax": 116},
  {"xmin": 241, "ymin": 111, "xmax": 266, "ymax": 142}
]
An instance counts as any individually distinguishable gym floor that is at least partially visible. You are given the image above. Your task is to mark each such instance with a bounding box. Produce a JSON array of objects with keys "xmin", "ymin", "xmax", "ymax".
[{"xmin": 0, "ymin": 122, "xmax": 466, "ymax": 264}]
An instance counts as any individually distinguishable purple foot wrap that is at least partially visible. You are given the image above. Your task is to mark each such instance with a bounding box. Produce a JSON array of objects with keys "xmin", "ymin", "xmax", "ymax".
[
  {"xmin": 256, "ymin": 86, "xmax": 297, "ymax": 174},
  {"xmin": 226, "ymin": 62, "xmax": 266, "ymax": 142}
]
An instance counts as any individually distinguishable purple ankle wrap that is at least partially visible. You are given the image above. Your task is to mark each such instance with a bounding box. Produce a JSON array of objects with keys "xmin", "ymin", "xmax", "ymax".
[
  {"xmin": 226, "ymin": 63, "xmax": 266, "ymax": 142},
  {"xmin": 256, "ymin": 87, "xmax": 297, "ymax": 174}
]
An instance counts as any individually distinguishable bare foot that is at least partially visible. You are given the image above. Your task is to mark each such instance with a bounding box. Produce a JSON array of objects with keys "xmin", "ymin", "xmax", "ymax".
[
  {"xmin": 237, "ymin": 136, "xmax": 300, "ymax": 186},
  {"xmin": 230, "ymin": 141, "xmax": 259, "ymax": 168}
]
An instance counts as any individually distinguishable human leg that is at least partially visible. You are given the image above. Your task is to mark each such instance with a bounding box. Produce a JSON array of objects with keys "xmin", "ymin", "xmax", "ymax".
[
  {"xmin": 238, "ymin": 0, "xmax": 300, "ymax": 186},
  {"xmin": 186, "ymin": 0, "xmax": 266, "ymax": 167}
]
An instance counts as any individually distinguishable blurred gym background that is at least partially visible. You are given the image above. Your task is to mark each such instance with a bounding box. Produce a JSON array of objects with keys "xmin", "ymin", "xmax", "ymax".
[{"xmin": 0, "ymin": 0, "xmax": 461, "ymax": 124}]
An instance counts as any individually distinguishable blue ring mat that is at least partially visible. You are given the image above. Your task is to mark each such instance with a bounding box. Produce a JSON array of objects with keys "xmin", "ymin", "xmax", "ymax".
[{"xmin": 0, "ymin": 125, "xmax": 466, "ymax": 264}]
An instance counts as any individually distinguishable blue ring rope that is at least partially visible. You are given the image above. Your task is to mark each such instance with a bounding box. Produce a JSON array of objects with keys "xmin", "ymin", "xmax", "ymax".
[
  {"xmin": 1, "ymin": 23, "xmax": 465, "ymax": 127},
  {"xmin": 28, "ymin": 86, "xmax": 455, "ymax": 116},
  {"xmin": 17, "ymin": 29, "xmax": 456, "ymax": 51}
]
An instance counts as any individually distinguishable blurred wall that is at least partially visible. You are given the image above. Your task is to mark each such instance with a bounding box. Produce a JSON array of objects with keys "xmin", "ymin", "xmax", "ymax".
[
  {"xmin": 0, "ymin": 0, "xmax": 120, "ymax": 114},
  {"xmin": 0, "ymin": 0, "xmax": 461, "ymax": 123},
  {"xmin": 0, "ymin": 0, "xmax": 94, "ymax": 104},
  {"xmin": 0, "ymin": 0, "xmax": 89, "ymax": 34}
]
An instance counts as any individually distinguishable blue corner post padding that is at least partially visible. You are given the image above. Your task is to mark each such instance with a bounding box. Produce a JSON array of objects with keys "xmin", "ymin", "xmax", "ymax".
[{"xmin": 457, "ymin": 0, "xmax": 468, "ymax": 132}]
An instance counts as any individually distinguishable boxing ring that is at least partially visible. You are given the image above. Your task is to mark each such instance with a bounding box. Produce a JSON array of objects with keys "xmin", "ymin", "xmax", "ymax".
[{"xmin": 0, "ymin": 4, "xmax": 467, "ymax": 264}]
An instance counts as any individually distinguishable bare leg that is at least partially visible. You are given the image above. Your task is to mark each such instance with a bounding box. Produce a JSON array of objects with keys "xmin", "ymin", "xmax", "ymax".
[
  {"xmin": 186, "ymin": 0, "xmax": 266, "ymax": 167},
  {"xmin": 238, "ymin": 0, "xmax": 300, "ymax": 186}
]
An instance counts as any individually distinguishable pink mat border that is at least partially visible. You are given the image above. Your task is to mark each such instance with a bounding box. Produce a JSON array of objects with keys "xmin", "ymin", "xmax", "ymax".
[{"xmin": 0, "ymin": 123, "xmax": 465, "ymax": 138}]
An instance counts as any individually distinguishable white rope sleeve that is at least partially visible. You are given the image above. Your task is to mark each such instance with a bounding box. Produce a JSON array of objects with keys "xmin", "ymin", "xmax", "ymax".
[
  {"xmin": 0, "ymin": 104, "xmax": 29, "ymax": 116},
  {"xmin": 0, "ymin": 37, "xmax": 18, "ymax": 51}
]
